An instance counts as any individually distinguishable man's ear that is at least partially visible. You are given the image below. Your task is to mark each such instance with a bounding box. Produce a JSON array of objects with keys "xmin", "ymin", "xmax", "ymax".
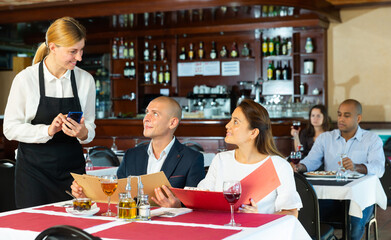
[
  {"xmin": 357, "ymin": 114, "xmax": 362, "ymax": 124},
  {"xmin": 169, "ymin": 117, "xmax": 179, "ymax": 130}
]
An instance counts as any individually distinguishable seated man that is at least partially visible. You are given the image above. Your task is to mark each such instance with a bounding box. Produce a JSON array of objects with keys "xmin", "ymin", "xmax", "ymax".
[
  {"xmin": 292, "ymin": 99, "xmax": 385, "ymax": 240},
  {"xmin": 72, "ymin": 96, "xmax": 205, "ymax": 206}
]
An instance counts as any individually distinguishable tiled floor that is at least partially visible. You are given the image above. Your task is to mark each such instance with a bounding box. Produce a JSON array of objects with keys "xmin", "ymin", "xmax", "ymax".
[{"xmin": 334, "ymin": 205, "xmax": 391, "ymax": 240}]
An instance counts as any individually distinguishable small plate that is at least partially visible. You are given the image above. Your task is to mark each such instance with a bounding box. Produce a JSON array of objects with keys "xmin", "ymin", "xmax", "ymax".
[
  {"xmin": 66, "ymin": 207, "xmax": 100, "ymax": 216},
  {"xmin": 304, "ymin": 171, "xmax": 336, "ymax": 178}
]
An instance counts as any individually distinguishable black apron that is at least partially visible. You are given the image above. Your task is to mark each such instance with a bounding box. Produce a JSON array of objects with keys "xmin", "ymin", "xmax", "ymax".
[{"xmin": 15, "ymin": 61, "xmax": 86, "ymax": 208}]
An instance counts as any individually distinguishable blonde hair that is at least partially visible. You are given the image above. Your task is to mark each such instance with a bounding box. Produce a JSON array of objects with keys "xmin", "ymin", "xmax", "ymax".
[{"xmin": 33, "ymin": 17, "xmax": 86, "ymax": 64}]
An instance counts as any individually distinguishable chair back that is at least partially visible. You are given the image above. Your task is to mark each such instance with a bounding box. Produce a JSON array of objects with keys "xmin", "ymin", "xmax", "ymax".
[
  {"xmin": 135, "ymin": 140, "xmax": 150, "ymax": 147},
  {"xmin": 89, "ymin": 146, "xmax": 120, "ymax": 167},
  {"xmin": 35, "ymin": 225, "xmax": 101, "ymax": 240},
  {"xmin": 0, "ymin": 159, "xmax": 16, "ymax": 212},
  {"xmin": 182, "ymin": 141, "xmax": 204, "ymax": 152},
  {"xmin": 380, "ymin": 157, "xmax": 391, "ymax": 200},
  {"xmin": 294, "ymin": 172, "xmax": 321, "ymax": 240}
]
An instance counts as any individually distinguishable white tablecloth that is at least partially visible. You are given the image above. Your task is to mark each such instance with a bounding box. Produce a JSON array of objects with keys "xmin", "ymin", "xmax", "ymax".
[{"xmin": 309, "ymin": 175, "xmax": 387, "ymax": 218}]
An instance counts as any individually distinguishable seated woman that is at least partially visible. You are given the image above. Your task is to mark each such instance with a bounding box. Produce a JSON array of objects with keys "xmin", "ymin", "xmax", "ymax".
[
  {"xmin": 291, "ymin": 104, "xmax": 330, "ymax": 157},
  {"xmin": 154, "ymin": 99, "xmax": 302, "ymax": 216}
]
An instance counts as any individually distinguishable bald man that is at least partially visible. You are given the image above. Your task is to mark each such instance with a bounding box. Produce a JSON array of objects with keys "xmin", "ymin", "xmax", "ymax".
[{"xmin": 72, "ymin": 96, "xmax": 205, "ymax": 206}]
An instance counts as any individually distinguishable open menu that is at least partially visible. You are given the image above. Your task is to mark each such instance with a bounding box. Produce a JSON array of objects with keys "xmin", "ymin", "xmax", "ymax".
[
  {"xmin": 170, "ymin": 157, "xmax": 281, "ymax": 211},
  {"xmin": 71, "ymin": 171, "xmax": 171, "ymax": 204}
]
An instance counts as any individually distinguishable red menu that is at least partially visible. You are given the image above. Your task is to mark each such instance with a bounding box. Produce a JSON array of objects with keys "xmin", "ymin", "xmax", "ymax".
[{"xmin": 171, "ymin": 157, "xmax": 281, "ymax": 211}]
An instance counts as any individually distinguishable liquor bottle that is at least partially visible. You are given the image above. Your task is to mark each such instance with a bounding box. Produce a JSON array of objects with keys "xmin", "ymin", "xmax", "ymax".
[
  {"xmin": 123, "ymin": 42, "xmax": 129, "ymax": 59},
  {"xmin": 275, "ymin": 36, "xmax": 281, "ymax": 56},
  {"xmin": 281, "ymin": 38, "xmax": 287, "ymax": 55},
  {"xmin": 179, "ymin": 47, "xmax": 186, "ymax": 60},
  {"xmin": 129, "ymin": 13, "xmax": 134, "ymax": 28},
  {"xmin": 268, "ymin": 37, "xmax": 275, "ymax": 56},
  {"xmin": 158, "ymin": 66, "xmax": 164, "ymax": 83},
  {"xmin": 144, "ymin": 65, "xmax": 151, "ymax": 83},
  {"xmin": 152, "ymin": 64, "xmax": 158, "ymax": 84},
  {"xmin": 118, "ymin": 14, "xmax": 125, "ymax": 28},
  {"xmin": 275, "ymin": 61, "xmax": 282, "ymax": 80},
  {"xmin": 188, "ymin": 43, "xmax": 194, "ymax": 60},
  {"xmin": 118, "ymin": 38, "xmax": 125, "ymax": 59},
  {"xmin": 129, "ymin": 61, "xmax": 136, "ymax": 78},
  {"xmin": 160, "ymin": 42, "xmax": 166, "ymax": 61},
  {"xmin": 220, "ymin": 45, "xmax": 228, "ymax": 58},
  {"xmin": 123, "ymin": 14, "xmax": 128, "ymax": 28},
  {"xmin": 129, "ymin": 42, "xmax": 135, "ymax": 60},
  {"xmin": 268, "ymin": 5, "xmax": 274, "ymax": 17},
  {"xmin": 144, "ymin": 42, "xmax": 150, "ymax": 61},
  {"xmin": 210, "ymin": 41, "xmax": 217, "ymax": 59},
  {"xmin": 112, "ymin": 15, "xmax": 117, "ymax": 28},
  {"xmin": 282, "ymin": 61, "xmax": 292, "ymax": 80},
  {"xmin": 198, "ymin": 41, "xmax": 204, "ymax": 60},
  {"xmin": 261, "ymin": 5, "xmax": 268, "ymax": 17},
  {"xmin": 164, "ymin": 65, "xmax": 171, "ymax": 84},
  {"xmin": 124, "ymin": 61, "xmax": 130, "ymax": 78},
  {"xmin": 262, "ymin": 37, "xmax": 269, "ymax": 56},
  {"xmin": 305, "ymin": 37, "xmax": 314, "ymax": 53},
  {"xmin": 144, "ymin": 12, "xmax": 149, "ymax": 27},
  {"xmin": 230, "ymin": 42, "xmax": 238, "ymax": 58},
  {"xmin": 287, "ymin": 37, "xmax": 292, "ymax": 55},
  {"xmin": 152, "ymin": 44, "xmax": 158, "ymax": 61},
  {"xmin": 241, "ymin": 43, "xmax": 250, "ymax": 58},
  {"xmin": 112, "ymin": 39, "xmax": 118, "ymax": 59},
  {"xmin": 300, "ymin": 82, "xmax": 305, "ymax": 95},
  {"xmin": 267, "ymin": 61, "xmax": 275, "ymax": 80}
]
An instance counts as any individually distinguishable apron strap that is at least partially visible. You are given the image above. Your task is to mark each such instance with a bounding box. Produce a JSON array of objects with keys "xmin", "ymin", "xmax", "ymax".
[
  {"xmin": 70, "ymin": 70, "xmax": 81, "ymax": 110},
  {"xmin": 38, "ymin": 61, "xmax": 45, "ymax": 97}
]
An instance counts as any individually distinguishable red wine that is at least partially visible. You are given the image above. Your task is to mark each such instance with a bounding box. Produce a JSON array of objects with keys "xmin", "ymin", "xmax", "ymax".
[
  {"xmin": 224, "ymin": 193, "xmax": 241, "ymax": 204},
  {"xmin": 291, "ymin": 158, "xmax": 300, "ymax": 164},
  {"xmin": 293, "ymin": 125, "xmax": 300, "ymax": 130}
]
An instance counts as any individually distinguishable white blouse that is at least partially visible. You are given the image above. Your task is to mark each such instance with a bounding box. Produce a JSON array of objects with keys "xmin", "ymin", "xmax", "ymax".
[
  {"xmin": 3, "ymin": 61, "xmax": 96, "ymax": 144},
  {"xmin": 197, "ymin": 150, "xmax": 302, "ymax": 214}
]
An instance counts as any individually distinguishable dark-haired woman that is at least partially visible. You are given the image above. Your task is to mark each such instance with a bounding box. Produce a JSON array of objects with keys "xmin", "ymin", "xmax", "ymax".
[
  {"xmin": 290, "ymin": 105, "xmax": 330, "ymax": 157},
  {"xmin": 197, "ymin": 99, "xmax": 302, "ymax": 217}
]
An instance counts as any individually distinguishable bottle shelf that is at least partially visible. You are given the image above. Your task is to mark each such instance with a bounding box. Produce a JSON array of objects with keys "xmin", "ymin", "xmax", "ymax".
[
  {"xmin": 178, "ymin": 57, "xmax": 254, "ymax": 62},
  {"xmin": 262, "ymin": 55, "xmax": 292, "ymax": 60}
]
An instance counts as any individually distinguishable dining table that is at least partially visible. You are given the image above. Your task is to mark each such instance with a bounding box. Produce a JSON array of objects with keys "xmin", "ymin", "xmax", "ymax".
[
  {"xmin": 305, "ymin": 174, "xmax": 387, "ymax": 239},
  {"xmin": 0, "ymin": 200, "xmax": 311, "ymax": 240}
]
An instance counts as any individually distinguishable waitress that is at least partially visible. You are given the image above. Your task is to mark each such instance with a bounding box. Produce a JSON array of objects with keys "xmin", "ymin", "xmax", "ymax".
[{"xmin": 3, "ymin": 17, "xmax": 96, "ymax": 208}]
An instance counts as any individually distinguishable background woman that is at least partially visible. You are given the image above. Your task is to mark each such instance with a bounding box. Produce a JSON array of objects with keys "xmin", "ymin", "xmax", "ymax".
[
  {"xmin": 196, "ymin": 99, "xmax": 302, "ymax": 216},
  {"xmin": 291, "ymin": 104, "xmax": 330, "ymax": 157},
  {"xmin": 3, "ymin": 17, "xmax": 96, "ymax": 208}
]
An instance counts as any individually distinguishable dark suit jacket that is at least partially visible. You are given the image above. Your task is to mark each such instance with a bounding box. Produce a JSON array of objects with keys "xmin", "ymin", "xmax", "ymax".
[{"xmin": 117, "ymin": 139, "xmax": 205, "ymax": 188}]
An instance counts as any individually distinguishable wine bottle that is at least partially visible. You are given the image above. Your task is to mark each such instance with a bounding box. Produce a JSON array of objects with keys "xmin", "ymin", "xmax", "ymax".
[
  {"xmin": 262, "ymin": 37, "xmax": 269, "ymax": 57},
  {"xmin": 144, "ymin": 42, "xmax": 150, "ymax": 61},
  {"xmin": 275, "ymin": 61, "xmax": 282, "ymax": 80},
  {"xmin": 129, "ymin": 61, "xmax": 136, "ymax": 78},
  {"xmin": 230, "ymin": 42, "xmax": 238, "ymax": 58},
  {"xmin": 152, "ymin": 44, "xmax": 158, "ymax": 61},
  {"xmin": 267, "ymin": 61, "xmax": 275, "ymax": 80},
  {"xmin": 188, "ymin": 43, "xmax": 194, "ymax": 60},
  {"xmin": 241, "ymin": 43, "xmax": 250, "ymax": 58},
  {"xmin": 164, "ymin": 65, "xmax": 171, "ymax": 84},
  {"xmin": 158, "ymin": 66, "xmax": 164, "ymax": 83},
  {"xmin": 220, "ymin": 45, "xmax": 228, "ymax": 58},
  {"xmin": 144, "ymin": 65, "xmax": 151, "ymax": 83},
  {"xmin": 160, "ymin": 42, "xmax": 166, "ymax": 61},
  {"xmin": 210, "ymin": 41, "xmax": 217, "ymax": 59},
  {"xmin": 152, "ymin": 64, "xmax": 158, "ymax": 84},
  {"xmin": 112, "ymin": 39, "xmax": 118, "ymax": 59},
  {"xmin": 179, "ymin": 47, "xmax": 186, "ymax": 60},
  {"xmin": 129, "ymin": 42, "xmax": 135, "ymax": 60},
  {"xmin": 198, "ymin": 41, "xmax": 204, "ymax": 60}
]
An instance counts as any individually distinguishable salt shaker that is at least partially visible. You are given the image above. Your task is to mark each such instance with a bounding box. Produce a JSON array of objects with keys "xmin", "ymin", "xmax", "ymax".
[{"xmin": 138, "ymin": 194, "xmax": 151, "ymax": 221}]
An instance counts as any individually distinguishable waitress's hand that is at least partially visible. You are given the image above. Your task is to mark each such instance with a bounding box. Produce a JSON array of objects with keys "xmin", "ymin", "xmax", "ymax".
[
  {"xmin": 239, "ymin": 198, "xmax": 258, "ymax": 213},
  {"xmin": 48, "ymin": 113, "xmax": 65, "ymax": 137},
  {"xmin": 62, "ymin": 116, "xmax": 88, "ymax": 140}
]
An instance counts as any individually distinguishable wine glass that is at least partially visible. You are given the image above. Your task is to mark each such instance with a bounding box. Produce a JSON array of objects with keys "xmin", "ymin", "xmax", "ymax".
[
  {"xmin": 292, "ymin": 121, "xmax": 301, "ymax": 131},
  {"xmin": 100, "ymin": 175, "xmax": 118, "ymax": 216},
  {"xmin": 217, "ymin": 139, "xmax": 227, "ymax": 153},
  {"xmin": 223, "ymin": 180, "xmax": 241, "ymax": 227},
  {"xmin": 336, "ymin": 154, "xmax": 348, "ymax": 182},
  {"xmin": 84, "ymin": 147, "xmax": 93, "ymax": 172},
  {"xmin": 111, "ymin": 136, "xmax": 118, "ymax": 152}
]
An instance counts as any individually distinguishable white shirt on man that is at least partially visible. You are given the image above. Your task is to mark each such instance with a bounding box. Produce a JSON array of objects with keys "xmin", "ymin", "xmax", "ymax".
[
  {"xmin": 3, "ymin": 61, "xmax": 96, "ymax": 144},
  {"xmin": 146, "ymin": 137, "xmax": 176, "ymax": 174},
  {"xmin": 197, "ymin": 150, "xmax": 302, "ymax": 214}
]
